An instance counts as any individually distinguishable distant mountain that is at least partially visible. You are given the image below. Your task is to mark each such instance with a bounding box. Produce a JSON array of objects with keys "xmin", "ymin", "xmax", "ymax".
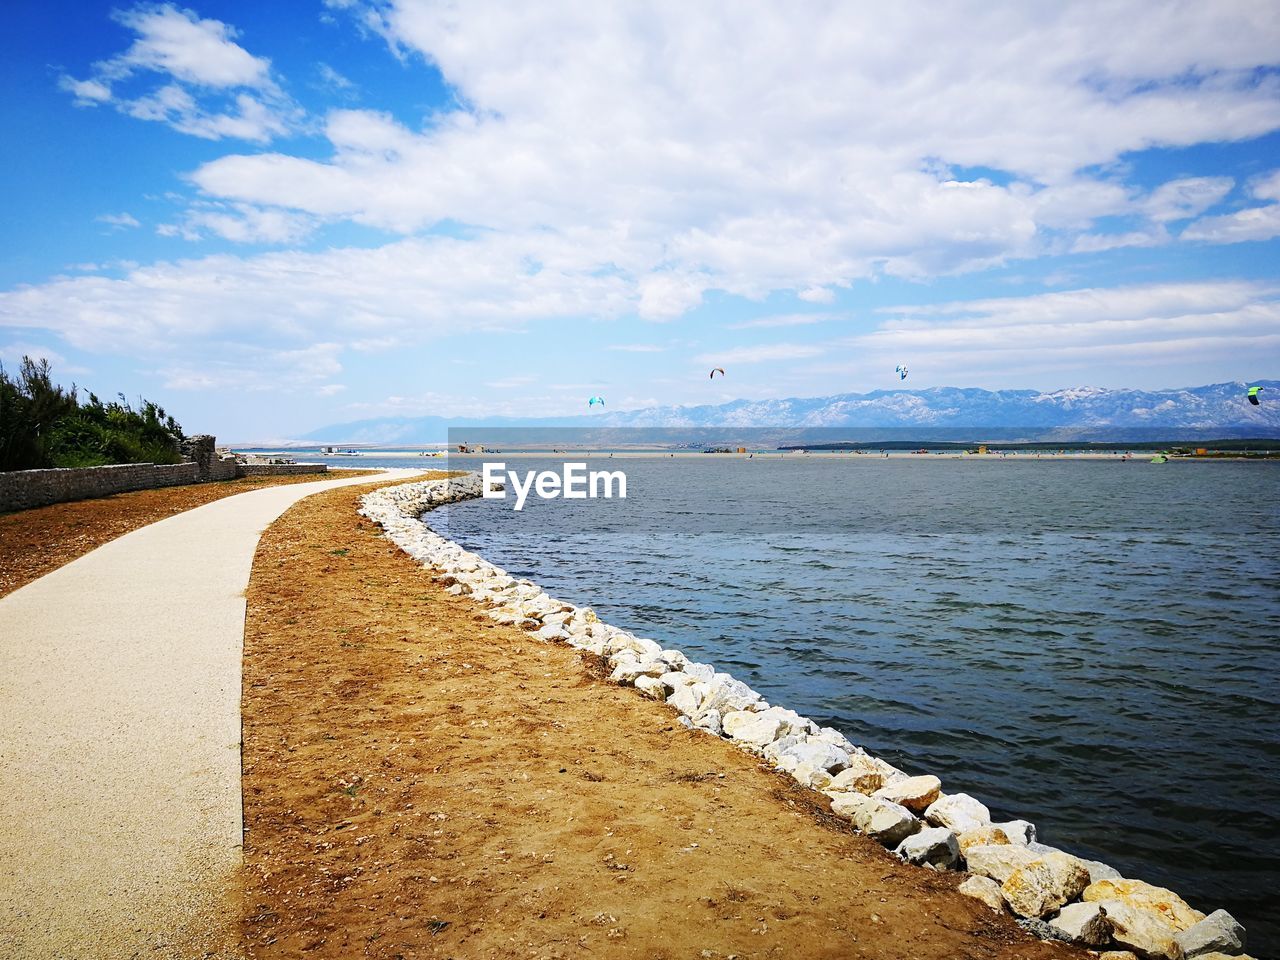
[{"xmin": 297, "ymin": 381, "xmax": 1280, "ymax": 444}]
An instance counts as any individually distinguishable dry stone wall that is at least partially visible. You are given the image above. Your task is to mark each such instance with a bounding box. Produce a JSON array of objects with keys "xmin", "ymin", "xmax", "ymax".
[
  {"xmin": 360, "ymin": 474, "xmax": 1254, "ymax": 960},
  {"xmin": 235, "ymin": 463, "xmax": 328, "ymax": 477},
  {"xmin": 0, "ymin": 462, "xmax": 199, "ymax": 513},
  {"xmin": 0, "ymin": 434, "xmax": 325, "ymax": 513}
]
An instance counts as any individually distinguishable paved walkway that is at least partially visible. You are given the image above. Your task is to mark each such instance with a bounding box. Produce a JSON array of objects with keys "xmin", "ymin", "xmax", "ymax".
[{"xmin": 0, "ymin": 471, "xmax": 422, "ymax": 959}]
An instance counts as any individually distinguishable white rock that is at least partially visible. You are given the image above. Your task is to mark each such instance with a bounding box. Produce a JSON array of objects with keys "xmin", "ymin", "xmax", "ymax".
[
  {"xmin": 684, "ymin": 662, "xmax": 716, "ymax": 683},
  {"xmin": 608, "ymin": 657, "xmax": 665, "ymax": 685},
  {"xmin": 956, "ymin": 826, "xmax": 1011, "ymax": 852},
  {"xmin": 895, "ymin": 827, "xmax": 960, "ymax": 869},
  {"xmin": 924, "ymin": 793, "xmax": 991, "ymax": 833},
  {"xmin": 692, "ymin": 709, "xmax": 723, "ymax": 736},
  {"xmin": 873, "ymin": 774, "xmax": 941, "ymax": 814},
  {"xmin": 824, "ymin": 754, "xmax": 884, "ymax": 796},
  {"xmin": 699, "ymin": 673, "xmax": 763, "ymax": 715},
  {"xmin": 667, "ymin": 682, "xmax": 705, "ymax": 716},
  {"xmin": 958, "ymin": 875, "xmax": 1005, "ymax": 913},
  {"xmin": 634, "ymin": 675, "xmax": 667, "ymax": 700},
  {"xmin": 659, "ymin": 671, "xmax": 698, "ymax": 693},
  {"xmin": 1174, "ymin": 909, "xmax": 1246, "ymax": 958},
  {"xmin": 773, "ymin": 740, "xmax": 850, "ymax": 776},
  {"xmin": 722, "ymin": 706, "xmax": 809, "ymax": 749},
  {"xmin": 1048, "ymin": 901, "xmax": 1113, "ymax": 946},
  {"xmin": 1094, "ymin": 900, "xmax": 1188, "ymax": 960},
  {"xmin": 1083, "ymin": 879, "xmax": 1206, "ymax": 931},
  {"xmin": 1002, "ymin": 851, "xmax": 1091, "ymax": 919},
  {"xmin": 963, "ymin": 843, "xmax": 1040, "ymax": 884},
  {"xmin": 722, "ymin": 710, "xmax": 787, "ymax": 748},
  {"xmin": 830, "ymin": 793, "xmax": 920, "ymax": 847},
  {"xmin": 992, "ymin": 819, "xmax": 1036, "ymax": 844}
]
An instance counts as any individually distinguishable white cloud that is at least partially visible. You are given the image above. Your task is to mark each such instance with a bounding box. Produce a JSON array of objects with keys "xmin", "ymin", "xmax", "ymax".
[
  {"xmin": 1071, "ymin": 229, "xmax": 1166, "ymax": 254},
  {"xmin": 1181, "ymin": 205, "xmax": 1280, "ymax": 244},
  {"xmin": 316, "ymin": 63, "xmax": 356, "ymax": 93},
  {"xmin": 108, "ymin": 4, "xmax": 274, "ymax": 88},
  {"xmin": 798, "ymin": 286, "xmax": 837, "ymax": 304},
  {"xmin": 696, "ymin": 343, "xmax": 825, "ymax": 365},
  {"xmin": 1181, "ymin": 168, "xmax": 1280, "ymax": 245},
  {"xmin": 0, "ymin": 233, "xmax": 633, "ymax": 359},
  {"xmin": 96, "ymin": 212, "xmax": 142, "ymax": 229},
  {"xmin": 178, "ymin": 1, "xmax": 1280, "ymax": 304},
  {"xmin": 0, "ymin": 342, "xmax": 69, "ymax": 371},
  {"xmin": 158, "ymin": 202, "xmax": 315, "ymax": 244},
  {"xmin": 1144, "ymin": 176, "xmax": 1234, "ymax": 223},
  {"xmin": 856, "ymin": 281, "xmax": 1280, "ymax": 372},
  {"xmin": 61, "ymin": 4, "xmax": 296, "ymax": 142},
  {"xmin": 728, "ymin": 313, "xmax": 837, "ymax": 330},
  {"xmin": 160, "ymin": 342, "xmax": 343, "ymax": 392}
]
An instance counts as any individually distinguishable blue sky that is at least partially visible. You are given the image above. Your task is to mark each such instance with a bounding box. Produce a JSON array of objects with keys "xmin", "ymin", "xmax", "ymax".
[{"xmin": 2, "ymin": 0, "xmax": 1279, "ymax": 441}]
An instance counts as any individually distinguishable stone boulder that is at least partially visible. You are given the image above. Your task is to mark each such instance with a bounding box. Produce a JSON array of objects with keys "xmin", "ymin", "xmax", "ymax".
[
  {"xmin": 699, "ymin": 673, "xmax": 763, "ymax": 715},
  {"xmin": 1048, "ymin": 901, "xmax": 1113, "ymax": 946},
  {"xmin": 1002, "ymin": 851, "xmax": 1090, "ymax": 919},
  {"xmin": 634, "ymin": 675, "xmax": 666, "ymax": 700},
  {"xmin": 992, "ymin": 819, "xmax": 1037, "ymax": 844},
  {"xmin": 957, "ymin": 826, "xmax": 1011, "ymax": 853},
  {"xmin": 691, "ymin": 708, "xmax": 723, "ymax": 736},
  {"xmin": 722, "ymin": 709, "xmax": 787, "ymax": 748},
  {"xmin": 830, "ymin": 793, "xmax": 920, "ymax": 847},
  {"xmin": 824, "ymin": 754, "xmax": 884, "ymax": 796},
  {"xmin": 1094, "ymin": 900, "xmax": 1187, "ymax": 960},
  {"xmin": 963, "ymin": 843, "xmax": 1040, "ymax": 884},
  {"xmin": 1174, "ymin": 909, "xmax": 1246, "ymax": 959},
  {"xmin": 607, "ymin": 655, "xmax": 665, "ymax": 685},
  {"xmin": 667, "ymin": 681, "xmax": 705, "ymax": 717},
  {"xmin": 1082, "ymin": 879, "xmax": 1206, "ymax": 931},
  {"xmin": 958, "ymin": 875, "xmax": 1005, "ymax": 913},
  {"xmin": 775, "ymin": 740, "xmax": 852, "ymax": 790},
  {"xmin": 722, "ymin": 706, "xmax": 811, "ymax": 749},
  {"xmin": 872, "ymin": 774, "xmax": 941, "ymax": 814},
  {"xmin": 924, "ymin": 793, "xmax": 991, "ymax": 833},
  {"xmin": 894, "ymin": 827, "xmax": 960, "ymax": 870}
]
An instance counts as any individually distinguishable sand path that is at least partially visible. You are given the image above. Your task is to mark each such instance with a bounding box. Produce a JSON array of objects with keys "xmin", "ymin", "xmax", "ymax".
[{"xmin": 0, "ymin": 470, "xmax": 424, "ymax": 959}]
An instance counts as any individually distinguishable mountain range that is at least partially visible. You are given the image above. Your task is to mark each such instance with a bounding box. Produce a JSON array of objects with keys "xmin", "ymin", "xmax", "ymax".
[{"xmin": 295, "ymin": 381, "xmax": 1280, "ymax": 445}]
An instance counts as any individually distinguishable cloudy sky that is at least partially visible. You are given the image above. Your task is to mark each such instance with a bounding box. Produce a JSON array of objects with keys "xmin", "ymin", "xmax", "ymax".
[{"xmin": 2, "ymin": 0, "xmax": 1279, "ymax": 440}]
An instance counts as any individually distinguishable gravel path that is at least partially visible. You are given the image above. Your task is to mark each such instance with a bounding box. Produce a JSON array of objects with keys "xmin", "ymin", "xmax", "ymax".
[{"xmin": 0, "ymin": 470, "xmax": 424, "ymax": 959}]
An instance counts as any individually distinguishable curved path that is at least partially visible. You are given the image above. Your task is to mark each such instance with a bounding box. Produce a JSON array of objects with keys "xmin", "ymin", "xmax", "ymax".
[{"xmin": 0, "ymin": 470, "xmax": 424, "ymax": 959}]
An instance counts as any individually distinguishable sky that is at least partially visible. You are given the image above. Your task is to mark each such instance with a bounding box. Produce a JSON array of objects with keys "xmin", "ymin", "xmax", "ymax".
[{"xmin": 2, "ymin": 0, "xmax": 1279, "ymax": 441}]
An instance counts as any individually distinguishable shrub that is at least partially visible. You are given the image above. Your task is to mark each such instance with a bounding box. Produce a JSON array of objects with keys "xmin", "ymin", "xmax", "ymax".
[{"xmin": 0, "ymin": 357, "xmax": 184, "ymax": 471}]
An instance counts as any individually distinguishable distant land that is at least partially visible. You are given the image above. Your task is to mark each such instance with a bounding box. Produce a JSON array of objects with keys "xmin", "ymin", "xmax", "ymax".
[{"xmin": 292, "ymin": 381, "xmax": 1280, "ymax": 445}]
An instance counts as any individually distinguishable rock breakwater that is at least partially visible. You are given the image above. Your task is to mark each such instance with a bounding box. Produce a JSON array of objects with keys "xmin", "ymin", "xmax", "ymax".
[{"xmin": 359, "ymin": 474, "xmax": 1254, "ymax": 960}]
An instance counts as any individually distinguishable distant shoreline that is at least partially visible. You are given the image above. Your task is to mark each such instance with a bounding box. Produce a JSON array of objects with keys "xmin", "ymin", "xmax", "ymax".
[{"xmin": 242, "ymin": 448, "xmax": 1279, "ymax": 461}]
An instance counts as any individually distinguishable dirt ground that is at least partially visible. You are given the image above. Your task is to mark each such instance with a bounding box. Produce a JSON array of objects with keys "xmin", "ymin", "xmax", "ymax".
[
  {"xmin": 0, "ymin": 470, "xmax": 374, "ymax": 598},
  {"xmin": 240, "ymin": 479, "xmax": 1085, "ymax": 960}
]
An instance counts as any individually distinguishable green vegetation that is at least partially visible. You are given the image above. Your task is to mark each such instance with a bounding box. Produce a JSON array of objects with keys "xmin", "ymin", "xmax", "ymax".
[{"xmin": 0, "ymin": 356, "xmax": 184, "ymax": 471}]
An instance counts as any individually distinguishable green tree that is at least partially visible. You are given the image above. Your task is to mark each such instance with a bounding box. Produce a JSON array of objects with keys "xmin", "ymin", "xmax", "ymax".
[{"xmin": 0, "ymin": 356, "xmax": 184, "ymax": 471}]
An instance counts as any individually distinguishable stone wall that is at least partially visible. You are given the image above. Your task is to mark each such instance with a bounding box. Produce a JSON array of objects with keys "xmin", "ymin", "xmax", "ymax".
[
  {"xmin": 235, "ymin": 463, "xmax": 328, "ymax": 477},
  {"xmin": 179, "ymin": 434, "xmax": 238, "ymax": 481},
  {"xmin": 0, "ymin": 436, "xmax": 327, "ymax": 513},
  {"xmin": 0, "ymin": 462, "xmax": 199, "ymax": 513}
]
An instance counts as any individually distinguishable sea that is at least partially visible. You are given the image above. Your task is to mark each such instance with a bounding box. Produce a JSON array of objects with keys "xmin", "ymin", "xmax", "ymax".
[{"xmin": 314, "ymin": 450, "xmax": 1280, "ymax": 951}]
